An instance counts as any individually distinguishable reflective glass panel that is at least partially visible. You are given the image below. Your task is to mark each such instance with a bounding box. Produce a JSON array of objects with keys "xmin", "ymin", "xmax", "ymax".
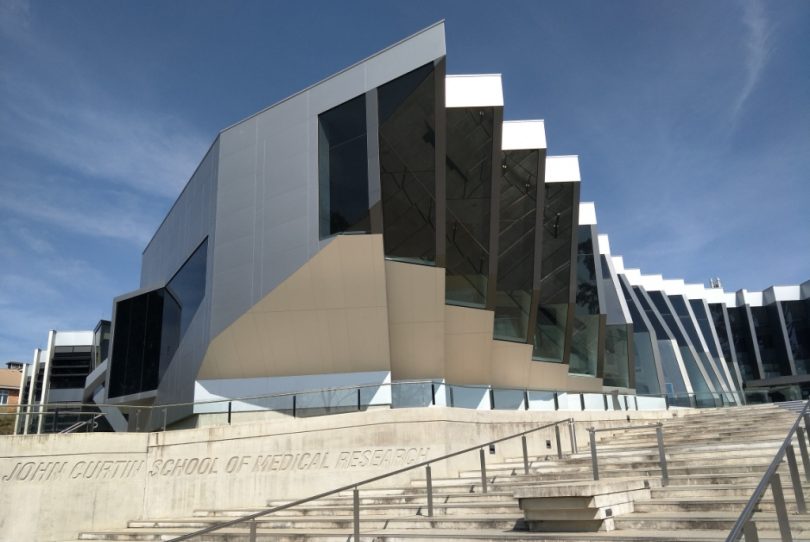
[
  {"xmin": 727, "ymin": 306, "xmax": 760, "ymax": 381},
  {"xmin": 751, "ymin": 305, "xmax": 792, "ymax": 377},
  {"xmin": 782, "ymin": 300, "xmax": 810, "ymax": 374},
  {"xmin": 493, "ymin": 148, "xmax": 539, "ymax": 341},
  {"xmin": 378, "ymin": 63, "xmax": 437, "ymax": 264},
  {"xmin": 444, "ymin": 107, "xmax": 495, "ymax": 307},
  {"xmin": 569, "ymin": 314, "xmax": 599, "ymax": 376},
  {"xmin": 318, "ymin": 95, "xmax": 369, "ymax": 237},
  {"xmin": 532, "ymin": 182, "xmax": 576, "ymax": 361},
  {"xmin": 603, "ymin": 324, "xmax": 631, "ymax": 388},
  {"xmin": 533, "ymin": 304, "xmax": 568, "ymax": 362}
]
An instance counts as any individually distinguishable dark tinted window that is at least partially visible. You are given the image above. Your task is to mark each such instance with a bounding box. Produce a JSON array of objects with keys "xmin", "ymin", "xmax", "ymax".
[
  {"xmin": 569, "ymin": 225, "xmax": 600, "ymax": 376},
  {"xmin": 109, "ymin": 290, "xmax": 165, "ymax": 398},
  {"xmin": 532, "ymin": 182, "xmax": 576, "ymax": 361},
  {"xmin": 727, "ymin": 306, "xmax": 759, "ymax": 381},
  {"xmin": 109, "ymin": 239, "xmax": 208, "ymax": 398},
  {"xmin": 445, "ymin": 107, "xmax": 495, "ymax": 307},
  {"xmin": 751, "ymin": 305, "xmax": 791, "ymax": 378},
  {"xmin": 318, "ymin": 95, "xmax": 369, "ymax": 237},
  {"xmin": 783, "ymin": 300, "xmax": 810, "ymax": 374},
  {"xmin": 603, "ymin": 324, "xmax": 630, "ymax": 388},
  {"xmin": 378, "ymin": 63, "xmax": 437, "ymax": 264},
  {"xmin": 493, "ymin": 148, "xmax": 539, "ymax": 342},
  {"xmin": 167, "ymin": 238, "xmax": 208, "ymax": 338}
]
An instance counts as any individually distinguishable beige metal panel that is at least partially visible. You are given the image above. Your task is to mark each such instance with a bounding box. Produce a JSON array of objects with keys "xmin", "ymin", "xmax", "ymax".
[
  {"xmin": 568, "ymin": 374, "xmax": 605, "ymax": 392},
  {"xmin": 528, "ymin": 360, "xmax": 570, "ymax": 390},
  {"xmin": 199, "ymin": 235, "xmax": 391, "ymax": 380},
  {"xmin": 385, "ymin": 261, "xmax": 446, "ymax": 380},
  {"xmin": 444, "ymin": 305, "xmax": 494, "ymax": 385},
  {"xmin": 490, "ymin": 340, "xmax": 532, "ymax": 389}
]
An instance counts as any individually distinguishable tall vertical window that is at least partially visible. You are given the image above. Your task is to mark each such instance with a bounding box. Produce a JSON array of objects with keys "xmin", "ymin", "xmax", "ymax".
[
  {"xmin": 727, "ymin": 306, "xmax": 759, "ymax": 381},
  {"xmin": 445, "ymin": 107, "xmax": 495, "ymax": 307},
  {"xmin": 378, "ymin": 63, "xmax": 437, "ymax": 263},
  {"xmin": 751, "ymin": 305, "xmax": 792, "ymax": 378},
  {"xmin": 318, "ymin": 95, "xmax": 369, "ymax": 238},
  {"xmin": 603, "ymin": 325, "xmax": 631, "ymax": 388},
  {"xmin": 569, "ymin": 225, "xmax": 600, "ymax": 376},
  {"xmin": 618, "ymin": 279, "xmax": 662, "ymax": 395},
  {"xmin": 533, "ymin": 182, "xmax": 576, "ymax": 362},
  {"xmin": 782, "ymin": 300, "xmax": 810, "ymax": 374},
  {"xmin": 493, "ymin": 149, "xmax": 539, "ymax": 342}
]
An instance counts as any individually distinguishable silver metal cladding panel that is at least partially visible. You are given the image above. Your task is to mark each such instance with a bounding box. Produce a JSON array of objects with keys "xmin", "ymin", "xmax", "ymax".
[
  {"xmin": 141, "ymin": 139, "xmax": 219, "ymax": 289},
  {"xmin": 210, "ymin": 24, "xmax": 446, "ymax": 338}
]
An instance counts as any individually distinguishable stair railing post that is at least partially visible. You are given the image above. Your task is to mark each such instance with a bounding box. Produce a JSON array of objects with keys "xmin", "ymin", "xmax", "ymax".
[
  {"xmin": 588, "ymin": 427, "xmax": 599, "ymax": 481},
  {"xmin": 162, "ymin": 408, "xmax": 168, "ymax": 432},
  {"xmin": 522, "ymin": 435, "xmax": 530, "ymax": 475},
  {"xmin": 248, "ymin": 518, "xmax": 257, "ymax": 542},
  {"xmin": 804, "ymin": 414, "xmax": 810, "ymax": 447},
  {"xmin": 353, "ymin": 486, "xmax": 361, "ymax": 540},
  {"xmin": 786, "ymin": 445, "xmax": 806, "ymax": 513},
  {"xmin": 797, "ymin": 427, "xmax": 810, "ymax": 482},
  {"xmin": 479, "ymin": 448, "xmax": 488, "ymax": 494},
  {"xmin": 425, "ymin": 465, "xmax": 434, "ymax": 517},
  {"xmin": 568, "ymin": 419, "xmax": 577, "ymax": 454},
  {"xmin": 771, "ymin": 473, "xmax": 793, "ymax": 542},
  {"xmin": 554, "ymin": 424, "xmax": 563, "ymax": 459},
  {"xmin": 656, "ymin": 423, "xmax": 668, "ymax": 486},
  {"xmin": 227, "ymin": 401, "xmax": 232, "ymax": 425},
  {"xmin": 743, "ymin": 521, "xmax": 759, "ymax": 542}
]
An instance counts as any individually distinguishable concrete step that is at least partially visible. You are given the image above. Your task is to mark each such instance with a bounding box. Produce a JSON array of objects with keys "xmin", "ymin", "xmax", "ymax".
[
  {"xmin": 457, "ymin": 461, "xmax": 776, "ymax": 478},
  {"xmin": 613, "ymin": 511, "xmax": 810, "ymax": 531},
  {"xmin": 634, "ymin": 497, "xmax": 806, "ymax": 513},
  {"xmin": 71, "ymin": 527, "xmax": 802, "ymax": 541},
  {"xmin": 187, "ymin": 501, "xmax": 522, "ymax": 518},
  {"xmin": 259, "ymin": 491, "xmax": 518, "ymax": 509}
]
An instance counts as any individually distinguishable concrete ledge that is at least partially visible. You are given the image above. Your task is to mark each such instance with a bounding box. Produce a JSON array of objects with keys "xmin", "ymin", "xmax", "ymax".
[{"xmin": 515, "ymin": 479, "xmax": 653, "ymax": 532}]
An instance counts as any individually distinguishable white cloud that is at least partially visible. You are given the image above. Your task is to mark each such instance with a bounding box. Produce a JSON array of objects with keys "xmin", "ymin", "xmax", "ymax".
[
  {"xmin": 731, "ymin": 0, "xmax": 773, "ymax": 121},
  {"xmin": 0, "ymin": 75, "xmax": 210, "ymax": 199}
]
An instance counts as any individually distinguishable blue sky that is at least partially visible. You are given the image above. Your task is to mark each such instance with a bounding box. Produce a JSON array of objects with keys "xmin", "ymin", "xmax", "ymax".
[{"xmin": 0, "ymin": 0, "xmax": 808, "ymax": 362}]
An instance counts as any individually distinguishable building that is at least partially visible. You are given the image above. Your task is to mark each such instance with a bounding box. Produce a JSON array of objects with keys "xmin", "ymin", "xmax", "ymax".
[
  {"xmin": 0, "ymin": 363, "xmax": 23, "ymax": 407},
  {"xmin": 11, "ymin": 22, "xmax": 809, "ymax": 434},
  {"xmin": 14, "ymin": 323, "xmax": 113, "ymax": 434}
]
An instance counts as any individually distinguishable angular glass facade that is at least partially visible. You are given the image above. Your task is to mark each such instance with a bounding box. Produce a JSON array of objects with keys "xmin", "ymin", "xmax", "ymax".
[
  {"xmin": 533, "ymin": 182, "xmax": 576, "ymax": 361},
  {"xmin": 318, "ymin": 95, "xmax": 369, "ymax": 238},
  {"xmin": 750, "ymin": 305, "xmax": 792, "ymax": 378},
  {"xmin": 569, "ymin": 226, "xmax": 600, "ymax": 376},
  {"xmin": 619, "ymin": 280, "xmax": 661, "ymax": 394},
  {"xmin": 647, "ymin": 290, "xmax": 712, "ymax": 398},
  {"xmin": 727, "ymin": 306, "xmax": 760, "ymax": 381},
  {"xmin": 493, "ymin": 148, "xmax": 540, "ymax": 341},
  {"xmin": 783, "ymin": 300, "xmax": 810, "ymax": 374},
  {"xmin": 378, "ymin": 62, "xmax": 438, "ymax": 264},
  {"xmin": 109, "ymin": 239, "xmax": 208, "ymax": 399},
  {"xmin": 603, "ymin": 324, "xmax": 631, "ymax": 388},
  {"xmin": 444, "ymin": 106, "xmax": 496, "ymax": 307}
]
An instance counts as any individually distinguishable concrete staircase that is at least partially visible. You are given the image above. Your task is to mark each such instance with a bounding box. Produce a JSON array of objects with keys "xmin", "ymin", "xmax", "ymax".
[{"xmin": 71, "ymin": 404, "xmax": 810, "ymax": 541}]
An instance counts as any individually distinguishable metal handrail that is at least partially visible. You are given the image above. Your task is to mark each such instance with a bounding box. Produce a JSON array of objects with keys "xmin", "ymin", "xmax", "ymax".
[
  {"xmin": 726, "ymin": 398, "xmax": 810, "ymax": 542},
  {"xmin": 166, "ymin": 417, "xmax": 575, "ymax": 541},
  {"xmin": 588, "ymin": 422, "xmax": 668, "ymax": 484},
  {"xmin": 6, "ymin": 381, "xmax": 678, "ymax": 436},
  {"xmin": 591, "ymin": 422, "xmax": 663, "ymax": 433},
  {"xmin": 9, "ymin": 380, "xmax": 649, "ymax": 412}
]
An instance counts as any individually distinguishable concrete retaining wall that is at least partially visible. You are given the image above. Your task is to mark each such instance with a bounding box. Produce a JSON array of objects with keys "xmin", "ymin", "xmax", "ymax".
[{"xmin": 0, "ymin": 407, "xmax": 672, "ymax": 541}]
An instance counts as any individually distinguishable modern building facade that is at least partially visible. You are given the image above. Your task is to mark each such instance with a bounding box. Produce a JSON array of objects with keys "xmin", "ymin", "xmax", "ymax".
[{"xmin": 11, "ymin": 22, "xmax": 810, "ymax": 433}]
